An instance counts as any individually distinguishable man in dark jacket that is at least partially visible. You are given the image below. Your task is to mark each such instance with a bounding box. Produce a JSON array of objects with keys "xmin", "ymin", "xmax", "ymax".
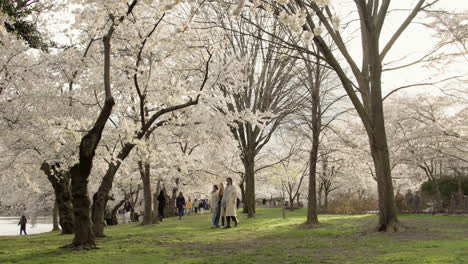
[
  {"xmin": 18, "ymin": 215, "xmax": 27, "ymax": 235},
  {"xmin": 176, "ymin": 192, "xmax": 186, "ymax": 220},
  {"xmin": 157, "ymin": 190, "xmax": 167, "ymax": 221}
]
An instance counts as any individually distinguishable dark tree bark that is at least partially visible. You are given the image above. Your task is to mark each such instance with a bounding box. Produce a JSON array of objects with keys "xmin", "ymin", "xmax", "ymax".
[
  {"xmin": 40, "ymin": 162, "xmax": 74, "ymax": 234},
  {"xmin": 239, "ymin": 179, "xmax": 247, "ymax": 214},
  {"xmin": 307, "ymin": 147, "xmax": 320, "ymax": 225},
  {"xmin": 305, "ymin": 48, "xmax": 322, "ymax": 226},
  {"xmin": 166, "ymin": 187, "xmax": 177, "ymax": 218},
  {"xmin": 153, "ymin": 179, "xmax": 161, "ymax": 223},
  {"xmin": 242, "ymin": 151, "xmax": 256, "ymax": 217},
  {"xmin": 52, "ymin": 200, "xmax": 60, "ymax": 231},
  {"xmin": 110, "ymin": 199, "xmax": 125, "ymax": 225},
  {"xmin": 67, "ymin": 22, "xmax": 117, "ymax": 248},
  {"xmin": 139, "ymin": 161, "xmax": 152, "ymax": 225}
]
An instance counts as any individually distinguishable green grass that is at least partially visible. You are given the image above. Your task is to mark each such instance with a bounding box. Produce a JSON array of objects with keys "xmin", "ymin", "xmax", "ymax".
[{"xmin": 1, "ymin": 209, "xmax": 468, "ymax": 264}]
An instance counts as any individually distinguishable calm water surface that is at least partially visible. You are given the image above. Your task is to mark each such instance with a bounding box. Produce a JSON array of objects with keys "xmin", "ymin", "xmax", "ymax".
[{"xmin": 0, "ymin": 216, "xmax": 53, "ymax": 236}]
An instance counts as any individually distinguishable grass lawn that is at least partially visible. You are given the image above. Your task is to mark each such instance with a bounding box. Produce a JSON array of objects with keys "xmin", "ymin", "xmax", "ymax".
[{"xmin": 1, "ymin": 208, "xmax": 468, "ymax": 264}]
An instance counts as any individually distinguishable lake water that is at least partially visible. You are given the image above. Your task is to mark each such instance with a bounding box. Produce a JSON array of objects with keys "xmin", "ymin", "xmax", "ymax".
[{"xmin": 0, "ymin": 216, "xmax": 53, "ymax": 236}]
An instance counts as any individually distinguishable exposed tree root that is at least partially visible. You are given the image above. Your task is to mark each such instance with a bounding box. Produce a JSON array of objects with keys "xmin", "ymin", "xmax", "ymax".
[
  {"xmin": 61, "ymin": 243, "xmax": 98, "ymax": 250},
  {"xmin": 377, "ymin": 219, "xmax": 405, "ymax": 232}
]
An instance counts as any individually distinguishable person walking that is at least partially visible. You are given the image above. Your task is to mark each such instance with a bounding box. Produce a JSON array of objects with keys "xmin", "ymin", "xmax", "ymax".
[
  {"xmin": 210, "ymin": 185, "xmax": 220, "ymax": 228},
  {"xmin": 176, "ymin": 192, "xmax": 186, "ymax": 220},
  {"xmin": 219, "ymin": 183, "xmax": 226, "ymax": 226},
  {"xmin": 222, "ymin": 177, "xmax": 238, "ymax": 229},
  {"xmin": 18, "ymin": 215, "xmax": 27, "ymax": 235},
  {"xmin": 200, "ymin": 199, "xmax": 205, "ymax": 215},
  {"xmin": 157, "ymin": 190, "xmax": 166, "ymax": 222}
]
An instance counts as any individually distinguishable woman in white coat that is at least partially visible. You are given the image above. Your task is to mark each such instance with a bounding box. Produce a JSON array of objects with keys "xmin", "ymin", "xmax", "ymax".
[{"xmin": 221, "ymin": 177, "xmax": 238, "ymax": 228}]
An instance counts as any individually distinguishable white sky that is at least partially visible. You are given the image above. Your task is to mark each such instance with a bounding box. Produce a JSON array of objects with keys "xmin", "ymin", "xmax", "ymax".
[
  {"xmin": 333, "ymin": 0, "xmax": 468, "ymax": 97},
  {"xmin": 44, "ymin": 0, "xmax": 467, "ymax": 98}
]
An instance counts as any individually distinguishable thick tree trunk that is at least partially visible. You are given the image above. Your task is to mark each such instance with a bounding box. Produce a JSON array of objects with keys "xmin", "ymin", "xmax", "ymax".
[
  {"xmin": 243, "ymin": 153, "xmax": 256, "ymax": 218},
  {"xmin": 289, "ymin": 196, "xmax": 294, "ymax": 211},
  {"xmin": 68, "ymin": 15, "xmax": 122, "ymax": 248},
  {"xmin": 367, "ymin": 24, "xmax": 399, "ymax": 232},
  {"xmin": 56, "ymin": 174, "xmax": 75, "ymax": 235},
  {"xmin": 91, "ymin": 144, "xmax": 134, "ymax": 237},
  {"xmin": 70, "ymin": 164, "xmax": 96, "ymax": 249},
  {"xmin": 165, "ymin": 188, "xmax": 177, "ymax": 218},
  {"xmin": 91, "ymin": 191, "xmax": 107, "ymax": 238},
  {"xmin": 40, "ymin": 163, "xmax": 74, "ymax": 234},
  {"xmin": 52, "ymin": 200, "xmax": 60, "ymax": 231},
  {"xmin": 139, "ymin": 161, "xmax": 153, "ymax": 225},
  {"xmin": 370, "ymin": 140, "xmax": 398, "ymax": 231}
]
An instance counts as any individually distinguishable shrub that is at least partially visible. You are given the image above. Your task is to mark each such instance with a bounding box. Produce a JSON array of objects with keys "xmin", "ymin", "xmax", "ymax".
[{"xmin": 323, "ymin": 192, "xmax": 378, "ymax": 214}]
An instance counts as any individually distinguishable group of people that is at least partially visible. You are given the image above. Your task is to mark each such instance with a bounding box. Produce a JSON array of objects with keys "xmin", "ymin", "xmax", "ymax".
[
  {"xmin": 185, "ymin": 198, "xmax": 209, "ymax": 216},
  {"xmin": 175, "ymin": 177, "xmax": 240, "ymax": 229},
  {"xmin": 395, "ymin": 189, "xmax": 421, "ymax": 213},
  {"xmin": 210, "ymin": 177, "xmax": 239, "ymax": 228}
]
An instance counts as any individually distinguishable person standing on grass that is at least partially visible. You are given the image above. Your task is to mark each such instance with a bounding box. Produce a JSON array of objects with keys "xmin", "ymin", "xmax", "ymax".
[
  {"xmin": 218, "ymin": 183, "xmax": 226, "ymax": 226},
  {"xmin": 176, "ymin": 192, "xmax": 186, "ymax": 220},
  {"xmin": 157, "ymin": 189, "xmax": 166, "ymax": 222},
  {"xmin": 204, "ymin": 199, "xmax": 208, "ymax": 212},
  {"xmin": 210, "ymin": 185, "xmax": 220, "ymax": 228},
  {"xmin": 200, "ymin": 199, "xmax": 206, "ymax": 215},
  {"xmin": 194, "ymin": 199, "xmax": 199, "ymax": 214},
  {"xmin": 186, "ymin": 198, "xmax": 193, "ymax": 216},
  {"xmin": 18, "ymin": 215, "xmax": 27, "ymax": 235},
  {"xmin": 222, "ymin": 177, "xmax": 239, "ymax": 229}
]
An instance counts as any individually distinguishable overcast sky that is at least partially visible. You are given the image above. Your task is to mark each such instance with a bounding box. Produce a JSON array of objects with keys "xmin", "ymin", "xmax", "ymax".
[
  {"xmin": 332, "ymin": 0, "xmax": 468, "ymax": 97},
  {"xmin": 47, "ymin": 0, "xmax": 467, "ymax": 98}
]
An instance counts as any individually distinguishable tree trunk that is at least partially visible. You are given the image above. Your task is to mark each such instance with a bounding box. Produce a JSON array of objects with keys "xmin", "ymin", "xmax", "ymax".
[
  {"xmin": 289, "ymin": 195, "xmax": 294, "ymax": 211},
  {"xmin": 369, "ymin": 133, "xmax": 398, "ymax": 231},
  {"xmin": 307, "ymin": 147, "xmax": 320, "ymax": 225},
  {"xmin": 56, "ymin": 173, "xmax": 74, "ymax": 235},
  {"xmin": 166, "ymin": 188, "xmax": 177, "ymax": 218},
  {"xmin": 153, "ymin": 180, "xmax": 161, "ymax": 223},
  {"xmin": 91, "ymin": 191, "xmax": 107, "ymax": 238},
  {"xmin": 305, "ymin": 51, "xmax": 321, "ymax": 226},
  {"xmin": 324, "ymin": 192, "xmax": 329, "ymax": 210},
  {"xmin": 68, "ymin": 20, "xmax": 119, "ymax": 248},
  {"xmin": 91, "ymin": 144, "xmax": 134, "ymax": 237},
  {"xmin": 139, "ymin": 161, "xmax": 152, "ymax": 225},
  {"xmin": 110, "ymin": 200, "xmax": 125, "ymax": 225},
  {"xmin": 52, "ymin": 200, "xmax": 60, "ymax": 231},
  {"xmin": 40, "ymin": 163, "xmax": 74, "ymax": 234},
  {"xmin": 243, "ymin": 153, "xmax": 256, "ymax": 217},
  {"xmin": 367, "ymin": 23, "xmax": 399, "ymax": 232},
  {"xmin": 318, "ymin": 186, "xmax": 322, "ymax": 209},
  {"xmin": 70, "ymin": 164, "xmax": 96, "ymax": 249},
  {"xmin": 239, "ymin": 181, "xmax": 247, "ymax": 214}
]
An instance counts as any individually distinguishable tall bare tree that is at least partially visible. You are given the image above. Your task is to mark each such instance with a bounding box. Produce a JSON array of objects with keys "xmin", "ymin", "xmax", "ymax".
[
  {"xmin": 262, "ymin": 0, "xmax": 441, "ymax": 231},
  {"xmin": 213, "ymin": 15, "xmax": 302, "ymax": 217}
]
